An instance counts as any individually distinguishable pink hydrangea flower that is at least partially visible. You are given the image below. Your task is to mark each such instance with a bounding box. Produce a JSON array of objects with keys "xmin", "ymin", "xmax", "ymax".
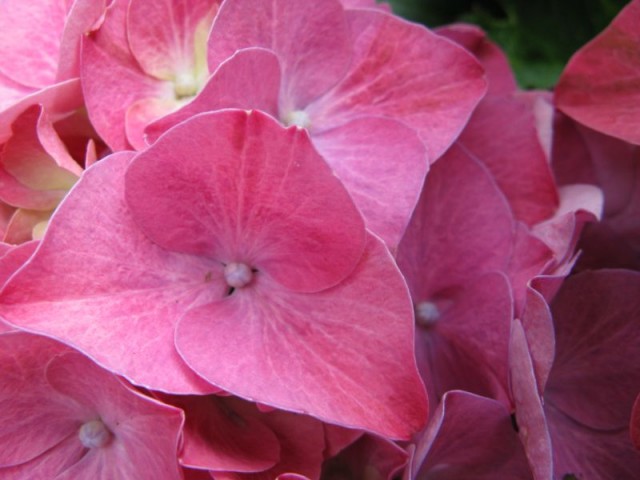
[
  {"xmin": 510, "ymin": 271, "xmax": 640, "ymax": 479},
  {"xmin": 81, "ymin": 0, "xmax": 220, "ymax": 150},
  {"xmin": 0, "ymin": 105, "xmax": 83, "ymax": 244},
  {"xmin": 144, "ymin": 0, "xmax": 487, "ymax": 248},
  {"xmin": 0, "ymin": 331, "xmax": 184, "ymax": 479},
  {"xmin": 408, "ymin": 391, "xmax": 532, "ymax": 479},
  {"xmin": 0, "ymin": 109, "xmax": 427, "ymax": 439}
]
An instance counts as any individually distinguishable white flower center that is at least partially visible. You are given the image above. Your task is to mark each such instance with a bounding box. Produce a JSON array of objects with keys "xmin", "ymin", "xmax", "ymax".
[
  {"xmin": 224, "ymin": 262, "xmax": 253, "ymax": 289},
  {"xmin": 173, "ymin": 72, "xmax": 199, "ymax": 99},
  {"xmin": 415, "ymin": 301, "xmax": 440, "ymax": 327},
  {"xmin": 78, "ymin": 419, "xmax": 111, "ymax": 448},
  {"xmin": 283, "ymin": 110, "xmax": 312, "ymax": 129}
]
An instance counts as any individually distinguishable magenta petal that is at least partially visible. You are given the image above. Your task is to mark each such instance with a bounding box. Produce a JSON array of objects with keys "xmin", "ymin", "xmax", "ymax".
[
  {"xmin": 0, "ymin": 332, "xmax": 77, "ymax": 467},
  {"xmin": 0, "ymin": 0, "xmax": 67, "ymax": 88},
  {"xmin": 127, "ymin": 0, "xmax": 217, "ymax": 80},
  {"xmin": 207, "ymin": 0, "xmax": 351, "ymax": 108},
  {"xmin": 125, "ymin": 96, "xmax": 177, "ymax": 149},
  {"xmin": 157, "ymin": 394, "xmax": 280, "ymax": 473},
  {"xmin": 81, "ymin": 35, "xmax": 170, "ymax": 150},
  {"xmin": 416, "ymin": 271, "xmax": 513, "ymax": 405},
  {"xmin": 519, "ymin": 286, "xmax": 555, "ymax": 393},
  {"xmin": 215, "ymin": 405, "xmax": 325, "ymax": 480},
  {"xmin": 632, "ymin": 394, "xmax": 640, "ymax": 451},
  {"xmin": 0, "ymin": 153, "xmax": 223, "ymax": 393},
  {"xmin": 126, "ymin": 109, "xmax": 366, "ymax": 293},
  {"xmin": 309, "ymin": 9, "xmax": 487, "ymax": 160},
  {"xmin": 436, "ymin": 23, "xmax": 518, "ymax": 96},
  {"xmin": 397, "ymin": 144, "xmax": 515, "ymax": 298},
  {"xmin": 555, "ymin": 0, "xmax": 640, "ymax": 144},
  {"xmin": 0, "ymin": 106, "xmax": 79, "ymax": 210},
  {"xmin": 0, "ymin": 241, "xmax": 38, "ymax": 288},
  {"xmin": 44, "ymin": 352, "xmax": 185, "ymax": 480},
  {"xmin": 509, "ymin": 320, "xmax": 553, "ymax": 480},
  {"xmin": 546, "ymin": 269, "xmax": 640, "ymax": 431},
  {"xmin": 547, "ymin": 403, "xmax": 640, "ymax": 479},
  {"xmin": 457, "ymin": 94, "xmax": 559, "ymax": 225},
  {"xmin": 176, "ymin": 235, "xmax": 427, "ymax": 440},
  {"xmin": 412, "ymin": 391, "xmax": 532, "ymax": 479},
  {"xmin": 312, "ymin": 116, "xmax": 428, "ymax": 250},
  {"xmin": 145, "ymin": 48, "xmax": 282, "ymax": 144},
  {"xmin": 323, "ymin": 434, "xmax": 408, "ymax": 480}
]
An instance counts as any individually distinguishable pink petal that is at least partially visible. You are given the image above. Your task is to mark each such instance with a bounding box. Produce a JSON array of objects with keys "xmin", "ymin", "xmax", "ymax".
[
  {"xmin": 509, "ymin": 320, "xmax": 553, "ymax": 480},
  {"xmin": 547, "ymin": 403, "xmax": 640, "ymax": 479},
  {"xmin": 125, "ymin": 96, "xmax": 177, "ymax": 150},
  {"xmin": 0, "ymin": 106, "xmax": 79, "ymax": 210},
  {"xmin": 45, "ymin": 352, "xmax": 185, "ymax": 480},
  {"xmin": 3, "ymin": 208, "xmax": 52, "ymax": 244},
  {"xmin": 215, "ymin": 405, "xmax": 325, "ymax": 480},
  {"xmin": 127, "ymin": 0, "xmax": 218, "ymax": 80},
  {"xmin": 207, "ymin": 0, "xmax": 351, "ymax": 108},
  {"xmin": 0, "ymin": 0, "xmax": 68, "ymax": 88},
  {"xmin": 457, "ymin": 94, "xmax": 559, "ymax": 225},
  {"xmin": 555, "ymin": 0, "xmax": 640, "ymax": 144},
  {"xmin": 0, "ymin": 432, "xmax": 86, "ymax": 479},
  {"xmin": 0, "ymin": 241, "xmax": 38, "ymax": 288},
  {"xmin": 546, "ymin": 270, "xmax": 640, "ymax": 431},
  {"xmin": 145, "ymin": 48, "xmax": 282, "ymax": 145},
  {"xmin": 56, "ymin": 0, "xmax": 109, "ymax": 82},
  {"xmin": 126, "ymin": 109, "xmax": 366, "ymax": 294},
  {"xmin": 0, "ymin": 332, "xmax": 79, "ymax": 467},
  {"xmin": 436, "ymin": 23, "xmax": 518, "ymax": 96},
  {"xmin": 308, "ymin": 9, "xmax": 487, "ymax": 161},
  {"xmin": 322, "ymin": 425, "xmax": 363, "ymax": 458},
  {"xmin": 506, "ymin": 223, "xmax": 553, "ymax": 315},
  {"xmin": 157, "ymin": 394, "xmax": 280, "ymax": 473},
  {"xmin": 415, "ymin": 272, "xmax": 513, "ymax": 407},
  {"xmin": 0, "ymin": 79, "xmax": 83, "ymax": 142},
  {"xmin": 322, "ymin": 433, "xmax": 408, "ymax": 480},
  {"xmin": 412, "ymin": 390, "xmax": 532, "ymax": 479},
  {"xmin": 0, "ymin": 152, "xmax": 222, "ymax": 394},
  {"xmin": 176, "ymin": 235, "xmax": 427, "ymax": 440},
  {"xmin": 312, "ymin": 116, "xmax": 428, "ymax": 251},
  {"xmin": 397, "ymin": 144, "xmax": 515, "ymax": 299},
  {"xmin": 632, "ymin": 394, "xmax": 640, "ymax": 451},
  {"xmin": 81, "ymin": 34, "xmax": 171, "ymax": 150},
  {"xmin": 519, "ymin": 286, "xmax": 555, "ymax": 393}
]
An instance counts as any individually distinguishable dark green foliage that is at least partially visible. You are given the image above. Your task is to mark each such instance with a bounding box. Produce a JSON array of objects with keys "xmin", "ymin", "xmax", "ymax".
[{"xmin": 386, "ymin": 0, "xmax": 629, "ymax": 89}]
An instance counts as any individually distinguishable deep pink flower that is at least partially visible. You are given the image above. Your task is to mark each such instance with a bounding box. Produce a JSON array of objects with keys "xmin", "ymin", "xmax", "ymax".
[
  {"xmin": 81, "ymin": 0, "xmax": 220, "ymax": 150},
  {"xmin": 0, "ymin": 109, "xmax": 427, "ymax": 439},
  {"xmin": 212, "ymin": 405, "xmax": 325, "ymax": 480},
  {"xmin": 552, "ymin": 115, "xmax": 640, "ymax": 271},
  {"xmin": 407, "ymin": 390, "xmax": 532, "ymax": 479},
  {"xmin": 555, "ymin": 0, "xmax": 640, "ymax": 144},
  {"xmin": 510, "ymin": 270, "xmax": 640, "ymax": 479},
  {"xmin": 155, "ymin": 393, "xmax": 281, "ymax": 474},
  {"xmin": 396, "ymin": 143, "xmax": 552, "ymax": 407},
  {"xmin": 145, "ymin": 0, "xmax": 487, "ymax": 248},
  {"xmin": 0, "ymin": 331, "xmax": 184, "ymax": 479}
]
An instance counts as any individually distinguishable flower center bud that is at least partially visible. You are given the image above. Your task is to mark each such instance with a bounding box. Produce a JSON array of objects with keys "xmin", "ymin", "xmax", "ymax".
[
  {"xmin": 415, "ymin": 301, "xmax": 440, "ymax": 327},
  {"xmin": 173, "ymin": 72, "xmax": 199, "ymax": 99},
  {"xmin": 224, "ymin": 262, "xmax": 253, "ymax": 289},
  {"xmin": 78, "ymin": 419, "xmax": 111, "ymax": 448},
  {"xmin": 283, "ymin": 110, "xmax": 312, "ymax": 129}
]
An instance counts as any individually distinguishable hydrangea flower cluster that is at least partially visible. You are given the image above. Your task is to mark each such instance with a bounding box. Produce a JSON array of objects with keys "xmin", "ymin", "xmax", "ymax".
[{"xmin": 0, "ymin": 0, "xmax": 638, "ymax": 478}]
